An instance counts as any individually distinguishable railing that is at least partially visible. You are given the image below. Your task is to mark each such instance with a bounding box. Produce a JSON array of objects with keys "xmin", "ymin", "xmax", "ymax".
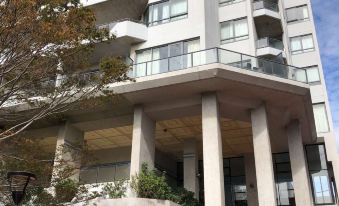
[
  {"xmin": 97, "ymin": 18, "xmax": 145, "ymax": 31},
  {"xmin": 132, "ymin": 48, "xmax": 308, "ymax": 83},
  {"xmin": 257, "ymin": 37, "xmax": 284, "ymax": 50},
  {"xmin": 80, "ymin": 162, "xmax": 130, "ymax": 184},
  {"xmin": 253, "ymin": 0, "xmax": 279, "ymax": 12}
]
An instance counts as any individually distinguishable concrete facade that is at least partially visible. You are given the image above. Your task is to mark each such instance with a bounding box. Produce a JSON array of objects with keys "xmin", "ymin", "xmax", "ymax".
[{"xmin": 19, "ymin": 0, "xmax": 339, "ymax": 206}]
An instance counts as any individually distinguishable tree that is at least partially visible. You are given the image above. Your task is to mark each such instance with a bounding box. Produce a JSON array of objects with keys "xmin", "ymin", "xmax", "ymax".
[
  {"xmin": 0, "ymin": 0, "xmax": 131, "ymax": 141},
  {"xmin": 0, "ymin": 136, "xmax": 107, "ymax": 205}
]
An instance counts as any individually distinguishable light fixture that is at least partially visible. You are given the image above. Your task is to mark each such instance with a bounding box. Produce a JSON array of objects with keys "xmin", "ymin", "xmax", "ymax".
[{"xmin": 7, "ymin": 171, "xmax": 36, "ymax": 205}]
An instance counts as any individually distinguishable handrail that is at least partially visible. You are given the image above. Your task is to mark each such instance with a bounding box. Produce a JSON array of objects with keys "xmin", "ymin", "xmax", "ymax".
[
  {"xmin": 96, "ymin": 18, "xmax": 145, "ymax": 29},
  {"xmin": 133, "ymin": 47, "xmax": 308, "ymax": 83},
  {"xmin": 135, "ymin": 47, "xmax": 298, "ymax": 70}
]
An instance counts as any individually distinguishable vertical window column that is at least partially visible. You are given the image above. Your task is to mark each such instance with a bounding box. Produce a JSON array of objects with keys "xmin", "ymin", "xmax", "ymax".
[{"xmin": 306, "ymin": 144, "xmax": 337, "ymax": 204}]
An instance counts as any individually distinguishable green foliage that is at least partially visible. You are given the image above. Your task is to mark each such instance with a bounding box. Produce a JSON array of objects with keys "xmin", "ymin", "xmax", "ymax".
[
  {"xmin": 102, "ymin": 180, "xmax": 127, "ymax": 199},
  {"xmin": 131, "ymin": 163, "xmax": 200, "ymax": 206},
  {"xmin": 54, "ymin": 179, "xmax": 79, "ymax": 203}
]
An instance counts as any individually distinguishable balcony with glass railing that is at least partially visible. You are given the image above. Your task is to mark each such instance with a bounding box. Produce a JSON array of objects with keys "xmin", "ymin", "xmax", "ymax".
[
  {"xmin": 253, "ymin": 0, "xmax": 279, "ymax": 12},
  {"xmin": 257, "ymin": 38, "xmax": 283, "ymax": 50},
  {"xmin": 132, "ymin": 48, "xmax": 308, "ymax": 83},
  {"xmin": 256, "ymin": 37, "xmax": 285, "ymax": 57}
]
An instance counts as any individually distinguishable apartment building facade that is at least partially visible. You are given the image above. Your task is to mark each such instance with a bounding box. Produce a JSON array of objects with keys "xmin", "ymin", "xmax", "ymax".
[{"xmin": 26, "ymin": 0, "xmax": 339, "ymax": 205}]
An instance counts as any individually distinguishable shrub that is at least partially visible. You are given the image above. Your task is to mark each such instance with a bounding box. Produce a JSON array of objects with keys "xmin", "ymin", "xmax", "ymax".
[
  {"xmin": 131, "ymin": 163, "xmax": 200, "ymax": 206},
  {"xmin": 102, "ymin": 180, "xmax": 127, "ymax": 198},
  {"xmin": 54, "ymin": 179, "xmax": 79, "ymax": 203}
]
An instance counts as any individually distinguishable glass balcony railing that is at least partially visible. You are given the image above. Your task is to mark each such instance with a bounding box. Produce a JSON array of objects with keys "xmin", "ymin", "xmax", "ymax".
[
  {"xmin": 253, "ymin": 0, "xmax": 279, "ymax": 12},
  {"xmin": 257, "ymin": 37, "xmax": 284, "ymax": 50},
  {"xmin": 132, "ymin": 48, "xmax": 308, "ymax": 83},
  {"xmin": 80, "ymin": 162, "xmax": 130, "ymax": 184}
]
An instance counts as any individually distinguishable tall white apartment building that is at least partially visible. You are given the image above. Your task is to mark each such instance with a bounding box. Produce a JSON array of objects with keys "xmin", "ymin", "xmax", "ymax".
[{"xmin": 28, "ymin": 0, "xmax": 339, "ymax": 205}]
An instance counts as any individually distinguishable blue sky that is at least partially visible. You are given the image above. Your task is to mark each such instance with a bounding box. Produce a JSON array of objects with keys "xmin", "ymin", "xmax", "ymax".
[{"xmin": 311, "ymin": 0, "xmax": 339, "ymax": 149}]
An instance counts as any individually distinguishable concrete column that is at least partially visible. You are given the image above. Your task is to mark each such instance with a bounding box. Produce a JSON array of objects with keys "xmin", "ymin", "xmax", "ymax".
[
  {"xmin": 251, "ymin": 104, "xmax": 277, "ymax": 206},
  {"xmin": 244, "ymin": 154, "xmax": 259, "ymax": 206},
  {"xmin": 287, "ymin": 120, "xmax": 314, "ymax": 206},
  {"xmin": 183, "ymin": 139, "xmax": 199, "ymax": 199},
  {"xmin": 130, "ymin": 105, "xmax": 156, "ymax": 177},
  {"xmin": 202, "ymin": 93, "xmax": 225, "ymax": 206},
  {"xmin": 52, "ymin": 121, "xmax": 84, "ymax": 182}
]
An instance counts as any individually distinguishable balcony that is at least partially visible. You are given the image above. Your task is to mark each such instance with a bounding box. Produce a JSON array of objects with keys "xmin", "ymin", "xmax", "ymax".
[
  {"xmin": 256, "ymin": 37, "xmax": 285, "ymax": 58},
  {"xmin": 132, "ymin": 48, "xmax": 308, "ymax": 83},
  {"xmin": 98, "ymin": 19, "xmax": 147, "ymax": 44},
  {"xmin": 253, "ymin": 0, "xmax": 282, "ymax": 38},
  {"xmin": 81, "ymin": 0, "xmax": 148, "ymax": 25}
]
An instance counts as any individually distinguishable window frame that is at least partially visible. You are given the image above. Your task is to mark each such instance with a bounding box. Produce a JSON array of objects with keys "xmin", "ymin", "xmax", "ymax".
[
  {"xmin": 290, "ymin": 34, "xmax": 315, "ymax": 54},
  {"xmin": 305, "ymin": 144, "xmax": 337, "ymax": 205},
  {"xmin": 145, "ymin": 0, "xmax": 188, "ymax": 27},
  {"xmin": 312, "ymin": 103, "xmax": 330, "ymax": 134},
  {"xmin": 286, "ymin": 4, "xmax": 310, "ymax": 24},
  {"xmin": 220, "ymin": 17, "xmax": 249, "ymax": 44},
  {"xmin": 304, "ymin": 65, "xmax": 321, "ymax": 84}
]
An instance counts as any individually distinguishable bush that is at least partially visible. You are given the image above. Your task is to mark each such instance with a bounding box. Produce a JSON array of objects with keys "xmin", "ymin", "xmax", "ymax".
[
  {"xmin": 131, "ymin": 163, "xmax": 200, "ymax": 206},
  {"xmin": 102, "ymin": 180, "xmax": 127, "ymax": 198},
  {"xmin": 54, "ymin": 179, "xmax": 79, "ymax": 203}
]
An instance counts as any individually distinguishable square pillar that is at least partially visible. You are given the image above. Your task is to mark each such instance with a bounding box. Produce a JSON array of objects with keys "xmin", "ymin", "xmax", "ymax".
[
  {"xmin": 130, "ymin": 105, "xmax": 156, "ymax": 177},
  {"xmin": 202, "ymin": 93, "xmax": 225, "ymax": 206},
  {"xmin": 183, "ymin": 139, "xmax": 199, "ymax": 199},
  {"xmin": 287, "ymin": 120, "xmax": 314, "ymax": 205},
  {"xmin": 244, "ymin": 154, "xmax": 259, "ymax": 206},
  {"xmin": 52, "ymin": 121, "xmax": 84, "ymax": 182},
  {"xmin": 251, "ymin": 104, "xmax": 277, "ymax": 206}
]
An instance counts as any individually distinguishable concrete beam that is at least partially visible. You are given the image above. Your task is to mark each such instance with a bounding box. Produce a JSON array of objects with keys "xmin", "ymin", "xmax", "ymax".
[
  {"xmin": 130, "ymin": 105, "xmax": 155, "ymax": 177},
  {"xmin": 183, "ymin": 139, "xmax": 199, "ymax": 199},
  {"xmin": 251, "ymin": 104, "xmax": 277, "ymax": 205},
  {"xmin": 287, "ymin": 120, "xmax": 314, "ymax": 206},
  {"xmin": 202, "ymin": 93, "xmax": 225, "ymax": 206},
  {"xmin": 244, "ymin": 154, "xmax": 259, "ymax": 206},
  {"xmin": 52, "ymin": 121, "xmax": 84, "ymax": 182}
]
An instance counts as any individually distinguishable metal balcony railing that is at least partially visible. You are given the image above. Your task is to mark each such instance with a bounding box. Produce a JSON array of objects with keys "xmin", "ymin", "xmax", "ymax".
[
  {"xmin": 132, "ymin": 48, "xmax": 308, "ymax": 83},
  {"xmin": 253, "ymin": 0, "xmax": 279, "ymax": 12},
  {"xmin": 257, "ymin": 37, "xmax": 284, "ymax": 50}
]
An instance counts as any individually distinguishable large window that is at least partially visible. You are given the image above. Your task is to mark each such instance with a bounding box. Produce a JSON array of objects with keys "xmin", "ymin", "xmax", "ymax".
[
  {"xmin": 135, "ymin": 39, "xmax": 200, "ymax": 77},
  {"xmin": 306, "ymin": 144, "xmax": 337, "ymax": 205},
  {"xmin": 290, "ymin": 34, "xmax": 314, "ymax": 54},
  {"xmin": 273, "ymin": 153, "xmax": 295, "ymax": 206},
  {"xmin": 286, "ymin": 5, "xmax": 309, "ymax": 23},
  {"xmin": 145, "ymin": 0, "xmax": 188, "ymax": 26},
  {"xmin": 221, "ymin": 18, "xmax": 249, "ymax": 44},
  {"xmin": 224, "ymin": 157, "xmax": 247, "ymax": 206},
  {"xmin": 305, "ymin": 66, "xmax": 321, "ymax": 83},
  {"xmin": 313, "ymin": 103, "xmax": 330, "ymax": 133}
]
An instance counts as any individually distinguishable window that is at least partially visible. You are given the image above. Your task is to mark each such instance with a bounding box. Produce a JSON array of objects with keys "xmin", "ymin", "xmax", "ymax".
[
  {"xmin": 221, "ymin": 18, "xmax": 249, "ymax": 44},
  {"xmin": 313, "ymin": 103, "xmax": 330, "ymax": 133},
  {"xmin": 224, "ymin": 157, "xmax": 247, "ymax": 206},
  {"xmin": 273, "ymin": 153, "xmax": 295, "ymax": 206},
  {"xmin": 135, "ymin": 39, "xmax": 200, "ymax": 77},
  {"xmin": 286, "ymin": 5, "xmax": 309, "ymax": 23},
  {"xmin": 306, "ymin": 145, "xmax": 337, "ymax": 205},
  {"xmin": 145, "ymin": 0, "xmax": 188, "ymax": 26},
  {"xmin": 220, "ymin": 0, "xmax": 243, "ymax": 6},
  {"xmin": 305, "ymin": 66, "xmax": 320, "ymax": 83},
  {"xmin": 290, "ymin": 34, "xmax": 314, "ymax": 54}
]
